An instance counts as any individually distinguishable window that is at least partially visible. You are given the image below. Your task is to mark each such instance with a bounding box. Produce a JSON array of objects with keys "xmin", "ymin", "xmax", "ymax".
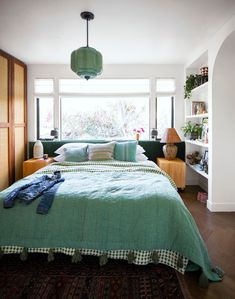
[
  {"xmin": 156, "ymin": 78, "xmax": 175, "ymax": 93},
  {"xmin": 156, "ymin": 96, "xmax": 174, "ymax": 138},
  {"xmin": 34, "ymin": 78, "xmax": 176, "ymax": 141},
  {"xmin": 59, "ymin": 79, "xmax": 149, "ymax": 140},
  {"xmin": 34, "ymin": 79, "xmax": 54, "ymax": 140},
  {"xmin": 155, "ymin": 79, "xmax": 175, "ymax": 138},
  {"xmin": 34, "ymin": 79, "xmax": 54, "ymax": 94},
  {"xmin": 59, "ymin": 79, "xmax": 149, "ymax": 94},
  {"xmin": 61, "ymin": 96, "xmax": 149, "ymax": 140},
  {"xmin": 36, "ymin": 97, "xmax": 54, "ymax": 139}
]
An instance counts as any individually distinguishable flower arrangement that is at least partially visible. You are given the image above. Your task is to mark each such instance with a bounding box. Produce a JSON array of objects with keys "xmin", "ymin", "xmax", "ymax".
[{"xmin": 133, "ymin": 128, "xmax": 145, "ymax": 140}]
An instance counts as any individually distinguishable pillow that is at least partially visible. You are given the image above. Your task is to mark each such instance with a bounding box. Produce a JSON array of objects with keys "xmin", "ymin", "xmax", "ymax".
[
  {"xmin": 88, "ymin": 142, "xmax": 116, "ymax": 160},
  {"xmin": 64, "ymin": 146, "xmax": 88, "ymax": 162},
  {"xmin": 55, "ymin": 143, "xmax": 88, "ymax": 155},
  {"xmin": 136, "ymin": 153, "xmax": 148, "ymax": 161},
  {"xmin": 137, "ymin": 145, "xmax": 145, "ymax": 154},
  {"xmin": 53, "ymin": 154, "xmax": 65, "ymax": 162},
  {"xmin": 114, "ymin": 141, "xmax": 137, "ymax": 162}
]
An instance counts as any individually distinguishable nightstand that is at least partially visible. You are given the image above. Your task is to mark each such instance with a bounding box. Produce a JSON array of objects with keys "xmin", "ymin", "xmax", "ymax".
[
  {"xmin": 23, "ymin": 158, "xmax": 54, "ymax": 177},
  {"xmin": 157, "ymin": 158, "xmax": 186, "ymax": 190}
]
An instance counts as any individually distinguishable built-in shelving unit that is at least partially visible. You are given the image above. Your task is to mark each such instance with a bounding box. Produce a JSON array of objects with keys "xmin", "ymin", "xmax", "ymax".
[
  {"xmin": 184, "ymin": 51, "xmax": 209, "ymax": 190},
  {"xmin": 185, "ymin": 113, "xmax": 208, "ymax": 119},
  {"xmin": 185, "ymin": 140, "xmax": 208, "ymax": 148},
  {"xmin": 190, "ymin": 81, "xmax": 208, "ymax": 94},
  {"xmin": 186, "ymin": 163, "xmax": 208, "ymax": 179}
]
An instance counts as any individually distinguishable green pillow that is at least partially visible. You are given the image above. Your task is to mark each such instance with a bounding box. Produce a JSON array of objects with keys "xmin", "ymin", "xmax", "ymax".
[
  {"xmin": 64, "ymin": 146, "xmax": 88, "ymax": 162},
  {"xmin": 114, "ymin": 141, "xmax": 137, "ymax": 162}
]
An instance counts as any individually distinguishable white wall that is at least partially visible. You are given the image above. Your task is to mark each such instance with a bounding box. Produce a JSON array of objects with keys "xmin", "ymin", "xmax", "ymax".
[
  {"xmin": 207, "ymin": 16, "xmax": 235, "ymax": 211},
  {"xmin": 27, "ymin": 64, "xmax": 185, "ymax": 141}
]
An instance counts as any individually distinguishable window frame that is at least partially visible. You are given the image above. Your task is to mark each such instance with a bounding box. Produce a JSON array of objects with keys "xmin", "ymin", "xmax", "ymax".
[
  {"xmin": 155, "ymin": 95, "xmax": 174, "ymax": 128},
  {"xmin": 155, "ymin": 78, "xmax": 176, "ymax": 139},
  {"xmin": 34, "ymin": 78, "xmax": 55, "ymax": 140},
  {"xmin": 34, "ymin": 77, "xmax": 177, "ymax": 141},
  {"xmin": 36, "ymin": 96, "xmax": 55, "ymax": 140}
]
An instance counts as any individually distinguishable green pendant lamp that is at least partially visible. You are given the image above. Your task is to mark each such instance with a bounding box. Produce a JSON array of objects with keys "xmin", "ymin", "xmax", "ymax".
[{"xmin": 71, "ymin": 11, "xmax": 103, "ymax": 80}]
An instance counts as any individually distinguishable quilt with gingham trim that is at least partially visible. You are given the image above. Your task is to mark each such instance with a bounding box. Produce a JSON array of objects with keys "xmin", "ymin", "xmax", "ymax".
[{"xmin": 0, "ymin": 160, "xmax": 221, "ymax": 281}]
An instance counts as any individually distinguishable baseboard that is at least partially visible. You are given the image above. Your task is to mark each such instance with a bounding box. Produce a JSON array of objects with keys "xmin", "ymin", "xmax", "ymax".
[{"xmin": 207, "ymin": 201, "xmax": 235, "ymax": 212}]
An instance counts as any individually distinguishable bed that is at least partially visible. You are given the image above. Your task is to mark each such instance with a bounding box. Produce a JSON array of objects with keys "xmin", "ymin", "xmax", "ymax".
[{"xmin": 0, "ymin": 143, "xmax": 223, "ymax": 286}]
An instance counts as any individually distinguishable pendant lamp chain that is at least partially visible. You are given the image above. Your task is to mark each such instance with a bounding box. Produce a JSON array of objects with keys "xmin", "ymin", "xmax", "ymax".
[{"xmin": 86, "ymin": 18, "xmax": 89, "ymax": 47}]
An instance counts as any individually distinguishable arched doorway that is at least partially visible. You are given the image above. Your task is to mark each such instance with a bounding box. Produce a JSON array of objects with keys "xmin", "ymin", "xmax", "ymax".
[{"xmin": 210, "ymin": 30, "xmax": 235, "ymax": 211}]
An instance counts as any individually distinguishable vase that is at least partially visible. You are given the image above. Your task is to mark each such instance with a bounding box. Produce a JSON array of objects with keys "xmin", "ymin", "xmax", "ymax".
[
  {"xmin": 135, "ymin": 133, "xmax": 140, "ymax": 140},
  {"xmin": 33, "ymin": 140, "xmax": 44, "ymax": 158}
]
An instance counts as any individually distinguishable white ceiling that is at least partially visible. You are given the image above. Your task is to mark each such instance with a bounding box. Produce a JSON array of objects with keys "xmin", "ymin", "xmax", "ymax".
[{"xmin": 0, "ymin": 0, "xmax": 235, "ymax": 65}]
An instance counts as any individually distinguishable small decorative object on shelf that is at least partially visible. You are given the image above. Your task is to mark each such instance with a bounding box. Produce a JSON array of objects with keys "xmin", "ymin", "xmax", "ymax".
[
  {"xmin": 192, "ymin": 101, "xmax": 206, "ymax": 115},
  {"xmin": 186, "ymin": 151, "xmax": 202, "ymax": 165},
  {"xmin": 133, "ymin": 128, "xmax": 145, "ymax": 140},
  {"xmin": 200, "ymin": 66, "xmax": 208, "ymax": 84},
  {"xmin": 201, "ymin": 118, "xmax": 209, "ymax": 143},
  {"xmin": 181, "ymin": 121, "xmax": 203, "ymax": 140},
  {"xmin": 33, "ymin": 140, "xmax": 44, "ymax": 159},
  {"xmin": 199, "ymin": 150, "xmax": 208, "ymax": 173}
]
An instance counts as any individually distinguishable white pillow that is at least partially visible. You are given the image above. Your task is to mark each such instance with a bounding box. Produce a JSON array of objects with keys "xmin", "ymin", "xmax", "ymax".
[
  {"xmin": 53, "ymin": 154, "xmax": 65, "ymax": 162},
  {"xmin": 136, "ymin": 153, "xmax": 148, "ymax": 161},
  {"xmin": 55, "ymin": 143, "xmax": 88, "ymax": 155},
  {"xmin": 137, "ymin": 145, "xmax": 145, "ymax": 154}
]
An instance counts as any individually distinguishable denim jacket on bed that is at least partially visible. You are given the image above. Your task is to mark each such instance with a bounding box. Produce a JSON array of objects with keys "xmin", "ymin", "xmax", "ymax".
[{"xmin": 3, "ymin": 171, "xmax": 64, "ymax": 214}]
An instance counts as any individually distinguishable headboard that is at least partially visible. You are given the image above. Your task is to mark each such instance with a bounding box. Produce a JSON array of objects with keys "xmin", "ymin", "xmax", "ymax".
[{"xmin": 28, "ymin": 140, "xmax": 185, "ymax": 162}]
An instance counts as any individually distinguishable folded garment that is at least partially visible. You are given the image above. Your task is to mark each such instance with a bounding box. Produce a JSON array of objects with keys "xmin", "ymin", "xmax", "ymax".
[
  {"xmin": 4, "ymin": 171, "xmax": 64, "ymax": 212},
  {"xmin": 36, "ymin": 180, "xmax": 63, "ymax": 215}
]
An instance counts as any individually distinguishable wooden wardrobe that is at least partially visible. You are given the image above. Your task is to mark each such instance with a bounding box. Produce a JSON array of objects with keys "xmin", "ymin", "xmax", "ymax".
[{"xmin": 0, "ymin": 49, "xmax": 27, "ymax": 191}]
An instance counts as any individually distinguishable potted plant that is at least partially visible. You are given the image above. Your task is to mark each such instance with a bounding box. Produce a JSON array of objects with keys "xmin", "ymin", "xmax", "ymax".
[
  {"xmin": 181, "ymin": 121, "xmax": 203, "ymax": 140},
  {"xmin": 184, "ymin": 74, "xmax": 196, "ymax": 99}
]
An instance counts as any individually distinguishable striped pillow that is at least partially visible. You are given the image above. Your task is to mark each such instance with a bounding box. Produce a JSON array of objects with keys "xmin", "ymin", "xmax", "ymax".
[
  {"xmin": 88, "ymin": 142, "xmax": 116, "ymax": 160},
  {"xmin": 114, "ymin": 141, "xmax": 137, "ymax": 162}
]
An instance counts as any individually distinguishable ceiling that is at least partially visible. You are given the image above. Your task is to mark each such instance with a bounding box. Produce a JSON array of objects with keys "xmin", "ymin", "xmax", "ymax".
[{"xmin": 0, "ymin": 0, "xmax": 235, "ymax": 65}]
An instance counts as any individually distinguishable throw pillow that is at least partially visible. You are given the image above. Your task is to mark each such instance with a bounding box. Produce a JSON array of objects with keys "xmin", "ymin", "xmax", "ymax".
[
  {"xmin": 54, "ymin": 143, "xmax": 88, "ymax": 155},
  {"xmin": 88, "ymin": 142, "xmax": 116, "ymax": 160},
  {"xmin": 114, "ymin": 141, "xmax": 137, "ymax": 162},
  {"xmin": 64, "ymin": 146, "xmax": 88, "ymax": 162}
]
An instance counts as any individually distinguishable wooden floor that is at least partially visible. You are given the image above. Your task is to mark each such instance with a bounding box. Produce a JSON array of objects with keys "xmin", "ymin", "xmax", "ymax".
[{"xmin": 179, "ymin": 186, "xmax": 235, "ymax": 299}]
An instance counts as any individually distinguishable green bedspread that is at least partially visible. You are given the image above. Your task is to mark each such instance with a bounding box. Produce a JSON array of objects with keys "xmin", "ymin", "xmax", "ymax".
[{"xmin": 0, "ymin": 161, "xmax": 222, "ymax": 281}]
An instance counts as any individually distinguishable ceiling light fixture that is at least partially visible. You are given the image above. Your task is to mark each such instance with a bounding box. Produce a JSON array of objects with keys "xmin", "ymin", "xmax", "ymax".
[{"xmin": 71, "ymin": 11, "xmax": 102, "ymax": 80}]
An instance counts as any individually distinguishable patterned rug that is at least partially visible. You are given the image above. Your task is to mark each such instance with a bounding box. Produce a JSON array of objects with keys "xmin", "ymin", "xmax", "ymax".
[{"xmin": 0, "ymin": 254, "xmax": 191, "ymax": 299}]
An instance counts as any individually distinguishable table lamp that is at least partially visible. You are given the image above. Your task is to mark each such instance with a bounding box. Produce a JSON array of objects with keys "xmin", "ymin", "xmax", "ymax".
[{"xmin": 160, "ymin": 128, "xmax": 181, "ymax": 160}]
